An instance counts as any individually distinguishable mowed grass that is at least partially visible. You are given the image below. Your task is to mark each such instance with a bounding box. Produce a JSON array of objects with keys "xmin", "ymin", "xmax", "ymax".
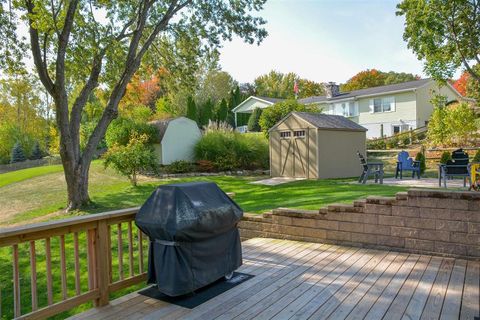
[
  {"xmin": 0, "ymin": 164, "xmax": 64, "ymax": 188},
  {"xmin": 0, "ymin": 163, "xmax": 409, "ymax": 319}
]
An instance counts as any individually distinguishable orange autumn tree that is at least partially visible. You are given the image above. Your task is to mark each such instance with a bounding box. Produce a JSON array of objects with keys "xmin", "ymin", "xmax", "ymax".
[
  {"xmin": 453, "ymin": 72, "xmax": 469, "ymax": 96},
  {"xmin": 121, "ymin": 67, "xmax": 171, "ymax": 117},
  {"xmin": 341, "ymin": 69, "xmax": 419, "ymax": 92}
]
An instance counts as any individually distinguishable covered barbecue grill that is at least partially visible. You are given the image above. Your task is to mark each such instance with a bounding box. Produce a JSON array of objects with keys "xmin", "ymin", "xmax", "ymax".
[{"xmin": 135, "ymin": 181, "xmax": 243, "ymax": 296}]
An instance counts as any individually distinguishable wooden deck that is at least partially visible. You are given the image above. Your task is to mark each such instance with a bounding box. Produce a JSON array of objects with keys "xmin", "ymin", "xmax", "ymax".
[{"xmin": 69, "ymin": 238, "xmax": 480, "ymax": 320}]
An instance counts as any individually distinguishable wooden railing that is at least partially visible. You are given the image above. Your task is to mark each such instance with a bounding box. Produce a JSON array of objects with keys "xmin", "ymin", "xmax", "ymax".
[{"xmin": 0, "ymin": 207, "xmax": 148, "ymax": 320}]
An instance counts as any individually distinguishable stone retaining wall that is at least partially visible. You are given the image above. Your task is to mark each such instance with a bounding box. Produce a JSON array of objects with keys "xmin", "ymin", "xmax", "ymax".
[{"xmin": 238, "ymin": 189, "xmax": 480, "ymax": 259}]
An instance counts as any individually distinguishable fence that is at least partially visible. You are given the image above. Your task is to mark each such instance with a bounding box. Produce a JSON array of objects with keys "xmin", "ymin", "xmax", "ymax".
[{"xmin": 0, "ymin": 207, "xmax": 145, "ymax": 320}]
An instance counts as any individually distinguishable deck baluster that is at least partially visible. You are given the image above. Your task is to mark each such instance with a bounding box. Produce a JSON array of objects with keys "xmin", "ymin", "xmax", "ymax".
[
  {"xmin": 13, "ymin": 244, "xmax": 21, "ymax": 318},
  {"xmin": 46, "ymin": 237, "xmax": 53, "ymax": 305},
  {"xmin": 128, "ymin": 221, "xmax": 134, "ymax": 277},
  {"xmin": 30, "ymin": 241, "xmax": 38, "ymax": 311},
  {"xmin": 117, "ymin": 223, "xmax": 124, "ymax": 280},
  {"xmin": 74, "ymin": 232, "xmax": 81, "ymax": 295}
]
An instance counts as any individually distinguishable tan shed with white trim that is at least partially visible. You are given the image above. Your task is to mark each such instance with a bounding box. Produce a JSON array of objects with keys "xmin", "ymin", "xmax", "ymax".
[{"xmin": 269, "ymin": 112, "xmax": 367, "ymax": 179}]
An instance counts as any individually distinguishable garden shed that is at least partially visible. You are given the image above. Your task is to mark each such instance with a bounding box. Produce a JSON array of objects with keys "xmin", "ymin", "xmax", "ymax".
[
  {"xmin": 269, "ymin": 112, "xmax": 367, "ymax": 179},
  {"xmin": 150, "ymin": 117, "xmax": 202, "ymax": 165}
]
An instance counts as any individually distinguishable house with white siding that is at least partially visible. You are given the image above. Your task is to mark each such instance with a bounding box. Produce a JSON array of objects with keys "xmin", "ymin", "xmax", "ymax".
[{"xmin": 232, "ymin": 79, "xmax": 464, "ymax": 138}]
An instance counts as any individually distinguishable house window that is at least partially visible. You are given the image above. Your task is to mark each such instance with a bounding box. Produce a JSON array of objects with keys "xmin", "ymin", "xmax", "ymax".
[
  {"xmin": 326, "ymin": 102, "xmax": 358, "ymax": 117},
  {"xmin": 393, "ymin": 125, "xmax": 401, "ymax": 135},
  {"xmin": 373, "ymin": 97, "xmax": 394, "ymax": 113},
  {"xmin": 280, "ymin": 131, "xmax": 291, "ymax": 138},
  {"xmin": 294, "ymin": 130, "xmax": 305, "ymax": 138},
  {"xmin": 393, "ymin": 124, "xmax": 410, "ymax": 135}
]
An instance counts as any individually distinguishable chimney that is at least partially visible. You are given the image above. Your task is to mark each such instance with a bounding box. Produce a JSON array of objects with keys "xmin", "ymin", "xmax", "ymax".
[{"xmin": 323, "ymin": 82, "xmax": 340, "ymax": 99}]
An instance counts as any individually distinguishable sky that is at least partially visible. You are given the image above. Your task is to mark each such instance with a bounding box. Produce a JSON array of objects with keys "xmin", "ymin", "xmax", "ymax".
[{"xmin": 218, "ymin": 0, "xmax": 427, "ymax": 84}]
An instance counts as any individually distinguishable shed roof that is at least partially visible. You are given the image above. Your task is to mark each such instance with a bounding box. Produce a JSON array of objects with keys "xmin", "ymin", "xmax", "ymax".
[{"xmin": 291, "ymin": 112, "xmax": 367, "ymax": 132}]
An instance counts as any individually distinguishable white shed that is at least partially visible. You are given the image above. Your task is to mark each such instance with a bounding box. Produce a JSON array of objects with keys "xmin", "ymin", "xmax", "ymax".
[{"xmin": 150, "ymin": 117, "xmax": 202, "ymax": 165}]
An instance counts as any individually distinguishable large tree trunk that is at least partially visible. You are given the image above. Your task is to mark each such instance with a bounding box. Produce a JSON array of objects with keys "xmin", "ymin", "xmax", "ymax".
[{"xmin": 64, "ymin": 162, "xmax": 91, "ymax": 211}]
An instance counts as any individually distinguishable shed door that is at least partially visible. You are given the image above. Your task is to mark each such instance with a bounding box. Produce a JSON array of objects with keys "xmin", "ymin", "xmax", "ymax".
[
  {"xmin": 280, "ymin": 131, "xmax": 293, "ymax": 177},
  {"xmin": 293, "ymin": 130, "xmax": 307, "ymax": 178},
  {"xmin": 279, "ymin": 130, "xmax": 307, "ymax": 178}
]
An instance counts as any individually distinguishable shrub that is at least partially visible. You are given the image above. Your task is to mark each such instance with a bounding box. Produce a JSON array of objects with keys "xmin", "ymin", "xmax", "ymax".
[
  {"xmin": 105, "ymin": 117, "xmax": 158, "ymax": 147},
  {"xmin": 103, "ymin": 132, "xmax": 157, "ymax": 186},
  {"xmin": 367, "ymin": 139, "xmax": 387, "ymax": 150},
  {"xmin": 386, "ymin": 136, "xmax": 399, "ymax": 149},
  {"xmin": 194, "ymin": 131, "xmax": 269, "ymax": 171},
  {"xmin": 473, "ymin": 149, "xmax": 480, "ymax": 163},
  {"xmin": 10, "ymin": 142, "xmax": 26, "ymax": 163},
  {"xmin": 401, "ymin": 134, "xmax": 411, "ymax": 147},
  {"xmin": 259, "ymin": 100, "xmax": 320, "ymax": 136},
  {"xmin": 415, "ymin": 152, "xmax": 426, "ymax": 174},
  {"xmin": 165, "ymin": 160, "xmax": 195, "ymax": 174},
  {"xmin": 247, "ymin": 108, "xmax": 262, "ymax": 132},
  {"xmin": 197, "ymin": 160, "xmax": 215, "ymax": 172},
  {"xmin": 440, "ymin": 151, "xmax": 452, "ymax": 164}
]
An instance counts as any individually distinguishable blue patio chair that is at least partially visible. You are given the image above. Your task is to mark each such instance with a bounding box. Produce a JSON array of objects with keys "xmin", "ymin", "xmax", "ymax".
[{"xmin": 395, "ymin": 151, "xmax": 421, "ymax": 179}]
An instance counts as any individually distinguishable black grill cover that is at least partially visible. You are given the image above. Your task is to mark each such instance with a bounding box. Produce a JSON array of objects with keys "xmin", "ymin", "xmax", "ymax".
[{"xmin": 135, "ymin": 182, "xmax": 243, "ymax": 296}]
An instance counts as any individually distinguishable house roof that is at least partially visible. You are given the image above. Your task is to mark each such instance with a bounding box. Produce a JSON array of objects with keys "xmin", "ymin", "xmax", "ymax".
[
  {"xmin": 292, "ymin": 112, "xmax": 367, "ymax": 132},
  {"xmin": 256, "ymin": 96, "xmax": 284, "ymax": 104},
  {"xmin": 297, "ymin": 78, "xmax": 433, "ymax": 104}
]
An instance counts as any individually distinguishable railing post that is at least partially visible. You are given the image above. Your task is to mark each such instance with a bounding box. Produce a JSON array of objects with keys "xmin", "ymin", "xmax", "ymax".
[{"xmin": 95, "ymin": 220, "xmax": 111, "ymax": 307}]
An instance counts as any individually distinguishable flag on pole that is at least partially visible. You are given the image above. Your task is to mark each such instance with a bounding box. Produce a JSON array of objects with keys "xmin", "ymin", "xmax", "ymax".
[{"xmin": 294, "ymin": 80, "xmax": 299, "ymax": 99}]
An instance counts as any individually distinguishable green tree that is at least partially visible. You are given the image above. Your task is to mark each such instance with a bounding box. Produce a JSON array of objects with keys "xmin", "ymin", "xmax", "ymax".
[
  {"xmin": 259, "ymin": 100, "xmax": 320, "ymax": 136},
  {"xmin": 427, "ymin": 95, "xmax": 479, "ymax": 147},
  {"xmin": 0, "ymin": 0, "xmax": 267, "ymax": 210},
  {"xmin": 30, "ymin": 141, "xmax": 43, "ymax": 160},
  {"xmin": 341, "ymin": 69, "xmax": 419, "ymax": 92},
  {"xmin": 397, "ymin": 0, "xmax": 480, "ymax": 82},
  {"xmin": 10, "ymin": 142, "xmax": 26, "ymax": 163},
  {"xmin": 198, "ymin": 99, "xmax": 215, "ymax": 127},
  {"xmin": 247, "ymin": 108, "xmax": 262, "ymax": 132},
  {"xmin": 105, "ymin": 118, "xmax": 158, "ymax": 148},
  {"xmin": 254, "ymin": 71, "xmax": 324, "ymax": 99},
  {"xmin": 196, "ymin": 70, "xmax": 236, "ymax": 106},
  {"xmin": 186, "ymin": 96, "xmax": 198, "ymax": 122},
  {"xmin": 215, "ymin": 98, "xmax": 229, "ymax": 122},
  {"xmin": 415, "ymin": 152, "xmax": 426, "ymax": 174},
  {"xmin": 103, "ymin": 132, "xmax": 157, "ymax": 186}
]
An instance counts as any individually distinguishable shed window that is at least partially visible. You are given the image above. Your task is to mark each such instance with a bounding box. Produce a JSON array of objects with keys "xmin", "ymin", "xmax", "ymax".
[
  {"xmin": 294, "ymin": 130, "xmax": 305, "ymax": 138},
  {"xmin": 280, "ymin": 131, "xmax": 291, "ymax": 138}
]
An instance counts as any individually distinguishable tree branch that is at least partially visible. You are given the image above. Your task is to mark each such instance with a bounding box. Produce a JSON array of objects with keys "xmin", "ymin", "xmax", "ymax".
[{"xmin": 25, "ymin": 0, "xmax": 55, "ymax": 95}]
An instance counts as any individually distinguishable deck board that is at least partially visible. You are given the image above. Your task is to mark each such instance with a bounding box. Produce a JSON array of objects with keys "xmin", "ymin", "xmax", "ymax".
[{"xmin": 68, "ymin": 238, "xmax": 480, "ymax": 320}]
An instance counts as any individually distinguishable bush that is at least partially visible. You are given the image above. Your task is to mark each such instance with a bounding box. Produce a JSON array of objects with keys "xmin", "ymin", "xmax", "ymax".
[
  {"xmin": 401, "ymin": 134, "xmax": 411, "ymax": 147},
  {"xmin": 103, "ymin": 132, "xmax": 157, "ymax": 186},
  {"xmin": 440, "ymin": 151, "xmax": 452, "ymax": 164},
  {"xmin": 105, "ymin": 117, "xmax": 158, "ymax": 148},
  {"xmin": 10, "ymin": 142, "xmax": 26, "ymax": 163},
  {"xmin": 194, "ymin": 131, "xmax": 269, "ymax": 171},
  {"xmin": 386, "ymin": 136, "xmax": 399, "ymax": 149},
  {"xmin": 247, "ymin": 108, "xmax": 262, "ymax": 132},
  {"xmin": 367, "ymin": 139, "xmax": 386, "ymax": 150},
  {"xmin": 197, "ymin": 160, "xmax": 215, "ymax": 172},
  {"xmin": 165, "ymin": 160, "xmax": 195, "ymax": 174},
  {"xmin": 415, "ymin": 152, "xmax": 426, "ymax": 174},
  {"xmin": 258, "ymin": 100, "xmax": 320, "ymax": 136},
  {"xmin": 473, "ymin": 149, "xmax": 480, "ymax": 163}
]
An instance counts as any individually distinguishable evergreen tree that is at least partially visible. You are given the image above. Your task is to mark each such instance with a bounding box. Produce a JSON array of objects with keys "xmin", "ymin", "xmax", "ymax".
[
  {"xmin": 186, "ymin": 96, "xmax": 198, "ymax": 122},
  {"xmin": 216, "ymin": 99, "xmax": 229, "ymax": 122},
  {"xmin": 10, "ymin": 142, "xmax": 26, "ymax": 163},
  {"xmin": 198, "ymin": 99, "xmax": 214, "ymax": 126},
  {"xmin": 227, "ymin": 86, "xmax": 243, "ymax": 127},
  {"xmin": 247, "ymin": 108, "xmax": 263, "ymax": 132},
  {"xmin": 31, "ymin": 141, "xmax": 43, "ymax": 160}
]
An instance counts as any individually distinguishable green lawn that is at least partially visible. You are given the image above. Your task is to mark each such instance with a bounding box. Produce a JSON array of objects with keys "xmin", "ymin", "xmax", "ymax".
[
  {"xmin": 0, "ymin": 162, "xmax": 409, "ymax": 319},
  {"xmin": 0, "ymin": 162, "xmax": 409, "ymax": 226},
  {"xmin": 0, "ymin": 164, "xmax": 64, "ymax": 188}
]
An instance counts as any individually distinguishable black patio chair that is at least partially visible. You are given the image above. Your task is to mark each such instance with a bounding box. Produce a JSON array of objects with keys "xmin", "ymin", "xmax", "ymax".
[
  {"xmin": 439, "ymin": 148, "xmax": 471, "ymax": 188},
  {"xmin": 357, "ymin": 151, "xmax": 384, "ymax": 184}
]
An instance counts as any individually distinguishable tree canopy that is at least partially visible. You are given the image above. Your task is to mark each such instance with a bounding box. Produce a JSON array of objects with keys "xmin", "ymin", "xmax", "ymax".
[
  {"xmin": 397, "ymin": 0, "xmax": 480, "ymax": 82},
  {"xmin": 254, "ymin": 71, "xmax": 324, "ymax": 99},
  {"xmin": 341, "ymin": 69, "xmax": 419, "ymax": 92},
  {"xmin": 0, "ymin": 0, "xmax": 268, "ymax": 210}
]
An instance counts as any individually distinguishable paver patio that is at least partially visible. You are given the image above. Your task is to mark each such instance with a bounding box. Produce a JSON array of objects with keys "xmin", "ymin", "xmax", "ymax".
[{"xmin": 68, "ymin": 238, "xmax": 480, "ymax": 320}]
